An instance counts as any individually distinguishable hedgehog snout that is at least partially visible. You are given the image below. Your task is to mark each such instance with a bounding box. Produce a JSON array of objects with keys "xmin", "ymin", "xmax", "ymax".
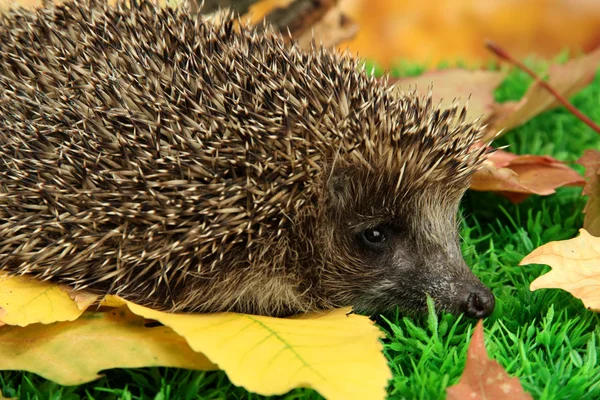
[
  {"xmin": 404, "ymin": 243, "xmax": 496, "ymax": 319},
  {"xmin": 461, "ymin": 284, "xmax": 495, "ymax": 319}
]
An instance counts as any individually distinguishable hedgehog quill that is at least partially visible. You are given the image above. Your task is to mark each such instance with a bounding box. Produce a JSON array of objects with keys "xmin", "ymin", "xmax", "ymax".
[{"xmin": 0, "ymin": 0, "xmax": 495, "ymax": 318}]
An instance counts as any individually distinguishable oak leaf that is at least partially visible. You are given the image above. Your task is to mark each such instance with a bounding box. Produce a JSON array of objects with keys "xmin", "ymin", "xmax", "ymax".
[
  {"xmin": 0, "ymin": 274, "xmax": 94, "ymax": 327},
  {"xmin": 0, "ymin": 306, "xmax": 216, "ymax": 385},
  {"xmin": 521, "ymin": 229, "xmax": 600, "ymax": 311},
  {"xmin": 446, "ymin": 320, "xmax": 532, "ymax": 400},
  {"xmin": 484, "ymin": 47, "xmax": 600, "ymax": 141},
  {"xmin": 391, "ymin": 69, "xmax": 506, "ymax": 123},
  {"xmin": 578, "ymin": 150, "xmax": 600, "ymax": 237},
  {"xmin": 470, "ymin": 149, "xmax": 584, "ymax": 202}
]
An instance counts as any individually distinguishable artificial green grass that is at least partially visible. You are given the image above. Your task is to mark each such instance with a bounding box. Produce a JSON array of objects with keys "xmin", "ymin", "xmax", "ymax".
[{"xmin": 2, "ymin": 64, "xmax": 600, "ymax": 400}]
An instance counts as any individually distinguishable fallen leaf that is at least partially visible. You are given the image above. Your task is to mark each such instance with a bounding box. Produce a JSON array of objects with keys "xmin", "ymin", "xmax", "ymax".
[
  {"xmin": 521, "ymin": 229, "xmax": 600, "ymax": 311},
  {"xmin": 0, "ymin": 285, "xmax": 390, "ymax": 399},
  {"xmin": 578, "ymin": 150, "xmax": 600, "ymax": 236},
  {"xmin": 391, "ymin": 69, "xmax": 506, "ymax": 123},
  {"xmin": 470, "ymin": 149, "xmax": 585, "ymax": 202},
  {"xmin": 124, "ymin": 301, "xmax": 391, "ymax": 400},
  {"xmin": 484, "ymin": 47, "xmax": 600, "ymax": 141},
  {"xmin": 0, "ymin": 274, "xmax": 92, "ymax": 327},
  {"xmin": 446, "ymin": 320, "xmax": 532, "ymax": 400},
  {"xmin": 59, "ymin": 285, "xmax": 100, "ymax": 311},
  {"xmin": 0, "ymin": 306, "xmax": 216, "ymax": 385},
  {"xmin": 255, "ymin": 0, "xmax": 600, "ymax": 69},
  {"xmin": 296, "ymin": 7, "xmax": 359, "ymax": 49}
]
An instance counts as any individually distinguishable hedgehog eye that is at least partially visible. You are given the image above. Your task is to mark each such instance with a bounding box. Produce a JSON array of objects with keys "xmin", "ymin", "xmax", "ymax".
[{"xmin": 361, "ymin": 227, "xmax": 387, "ymax": 246}]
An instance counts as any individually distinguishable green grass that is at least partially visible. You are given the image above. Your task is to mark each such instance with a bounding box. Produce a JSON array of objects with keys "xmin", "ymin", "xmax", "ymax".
[{"xmin": 3, "ymin": 64, "xmax": 600, "ymax": 400}]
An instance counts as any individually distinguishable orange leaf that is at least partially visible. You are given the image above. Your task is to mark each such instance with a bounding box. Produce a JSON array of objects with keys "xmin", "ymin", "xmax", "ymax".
[
  {"xmin": 470, "ymin": 149, "xmax": 584, "ymax": 202},
  {"xmin": 391, "ymin": 69, "xmax": 506, "ymax": 123},
  {"xmin": 578, "ymin": 150, "xmax": 600, "ymax": 237},
  {"xmin": 484, "ymin": 47, "xmax": 600, "ymax": 141},
  {"xmin": 446, "ymin": 320, "xmax": 532, "ymax": 400},
  {"xmin": 521, "ymin": 229, "xmax": 600, "ymax": 312}
]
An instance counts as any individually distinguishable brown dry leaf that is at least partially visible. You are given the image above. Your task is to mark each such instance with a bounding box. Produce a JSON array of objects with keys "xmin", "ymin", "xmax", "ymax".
[
  {"xmin": 391, "ymin": 69, "xmax": 506, "ymax": 123},
  {"xmin": 446, "ymin": 320, "xmax": 532, "ymax": 400},
  {"xmin": 521, "ymin": 229, "xmax": 600, "ymax": 311},
  {"xmin": 578, "ymin": 150, "xmax": 600, "ymax": 236},
  {"xmin": 484, "ymin": 47, "xmax": 600, "ymax": 141},
  {"xmin": 296, "ymin": 6, "xmax": 359, "ymax": 49},
  {"xmin": 470, "ymin": 149, "xmax": 584, "ymax": 202},
  {"xmin": 0, "ymin": 306, "xmax": 216, "ymax": 385}
]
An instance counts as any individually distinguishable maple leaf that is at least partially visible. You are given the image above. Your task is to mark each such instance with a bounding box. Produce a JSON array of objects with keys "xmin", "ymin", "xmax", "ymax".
[
  {"xmin": 446, "ymin": 320, "xmax": 532, "ymax": 400},
  {"xmin": 470, "ymin": 148, "xmax": 584, "ymax": 202},
  {"xmin": 484, "ymin": 47, "xmax": 600, "ymax": 142},
  {"xmin": 0, "ymin": 306, "xmax": 216, "ymax": 385},
  {"xmin": 391, "ymin": 68, "xmax": 506, "ymax": 123},
  {"xmin": 521, "ymin": 229, "xmax": 600, "ymax": 312},
  {"xmin": 578, "ymin": 150, "xmax": 600, "ymax": 237}
]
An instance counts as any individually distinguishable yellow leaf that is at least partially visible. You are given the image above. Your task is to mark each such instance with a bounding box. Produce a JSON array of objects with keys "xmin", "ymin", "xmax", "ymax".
[
  {"xmin": 0, "ymin": 280, "xmax": 390, "ymax": 398},
  {"xmin": 100, "ymin": 294, "xmax": 128, "ymax": 308},
  {"xmin": 0, "ymin": 306, "xmax": 216, "ymax": 385},
  {"xmin": 58, "ymin": 285, "xmax": 100, "ymax": 311},
  {"xmin": 520, "ymin": 229, "xmax": 600, "ymax": 311},
  {"xmin": 0, "ymin": 274, "xmax": 92, "ymax": 326},
  {"xmin": 124, "ymin": 301, "xmax": 391, "ymax": 400}
]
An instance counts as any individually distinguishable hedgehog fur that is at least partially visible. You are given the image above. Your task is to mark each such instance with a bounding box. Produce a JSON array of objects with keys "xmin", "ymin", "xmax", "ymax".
[{"xmin": 0, "ymin": 0, "xmax": 495, "ymax": 317}]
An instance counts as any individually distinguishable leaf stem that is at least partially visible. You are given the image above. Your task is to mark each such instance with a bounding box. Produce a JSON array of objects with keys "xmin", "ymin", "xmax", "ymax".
[{"xmin": 485, "ymin": 40, "xmax": 600, "ymax": 134}]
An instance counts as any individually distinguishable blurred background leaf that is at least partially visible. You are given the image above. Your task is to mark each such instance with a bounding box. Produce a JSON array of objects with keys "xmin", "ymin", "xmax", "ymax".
[{"xmin": 253, "ymin": 0, "xmax": 600, "ymax": 68}]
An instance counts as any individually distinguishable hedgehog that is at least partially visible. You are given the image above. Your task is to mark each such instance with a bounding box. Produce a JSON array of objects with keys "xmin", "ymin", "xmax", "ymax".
[{"xmin": 0, "ymin": 0, "xmax": 495, "ymax": 319}]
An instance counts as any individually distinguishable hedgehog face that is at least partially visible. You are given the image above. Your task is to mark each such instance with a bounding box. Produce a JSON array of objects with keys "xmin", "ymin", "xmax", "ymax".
[{"xmin": 320, "ymin": 168, "xmax": 495, "ymax": 319}]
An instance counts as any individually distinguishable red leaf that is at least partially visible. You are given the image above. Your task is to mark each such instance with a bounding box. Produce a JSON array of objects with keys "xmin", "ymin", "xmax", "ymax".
[
  {"xmin": 446, "ymin": 321, "xmax": 532, "ymax": 400},
  {"xmin": 391, "ymin": 69, "xmax": 506, "ymax": 124},
  {"xmin": 470, "ymin": 149, "xmax": 584, "ymax": 203}
]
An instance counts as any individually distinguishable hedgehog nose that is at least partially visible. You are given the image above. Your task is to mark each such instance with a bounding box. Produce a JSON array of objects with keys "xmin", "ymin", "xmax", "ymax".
[{"xmin": 462, "ymin": 286, "xmax": 495, "ymax": 319}]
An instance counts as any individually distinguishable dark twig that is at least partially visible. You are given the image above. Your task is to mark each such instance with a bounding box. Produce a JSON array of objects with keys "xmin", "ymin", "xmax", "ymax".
[
  {"xmin": 485, "ymin": 40, "xmax": 600, "ymax": 134},
  {"xmin": 199, "ymin": 0, "xmax": 339, "ymax": 44},
  {"xmin": 264, "ymin": 0, "xmax": 337, "ymax": 38},
  {"xmin": 199, "ymin": 0, "xmax": 259, "ymax": 16}
]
